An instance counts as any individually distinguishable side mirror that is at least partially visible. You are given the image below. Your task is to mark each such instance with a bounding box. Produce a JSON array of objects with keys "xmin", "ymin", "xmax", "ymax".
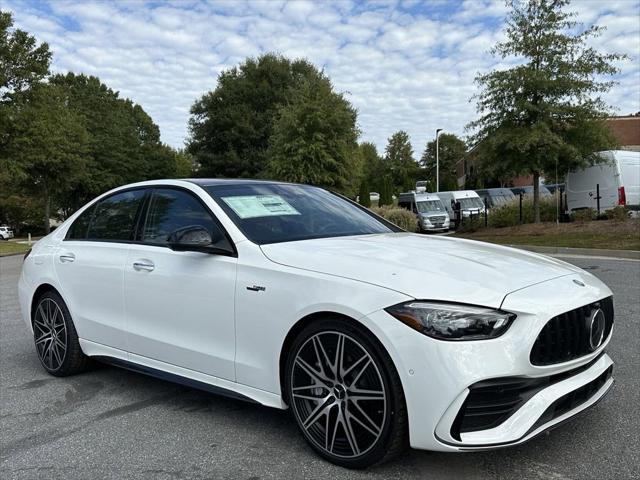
[{"xmin": 167, "ymin": 225, "xmax": 233, "ymax": 255}]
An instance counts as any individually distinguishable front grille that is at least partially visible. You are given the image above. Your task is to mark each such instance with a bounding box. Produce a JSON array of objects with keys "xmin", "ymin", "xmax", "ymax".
[
  {"xmin": 530, "ymin": 296, "xmax": 613, "ymax": 366},
  {"xmin": 450, "ymin": 353, "xmax": 605, "ymax": 440},
  {"xmin": 429, "ymin": 215, "xmax": 446, "ymax": 223},
  {"xmin": 530, "ymin": 365, "xmax": 613, "ymax": 432}
]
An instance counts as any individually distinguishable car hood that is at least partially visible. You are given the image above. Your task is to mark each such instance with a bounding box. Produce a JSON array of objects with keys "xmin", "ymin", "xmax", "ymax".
[{"xmin": 260, "ymin": 233, "xmax": 583, "ymax": 308}]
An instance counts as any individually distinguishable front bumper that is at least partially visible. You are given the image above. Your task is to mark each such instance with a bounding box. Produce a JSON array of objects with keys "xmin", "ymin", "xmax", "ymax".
[{"xmin": 361, "ymin": 271, "xmax": 614, "ymax": 452}]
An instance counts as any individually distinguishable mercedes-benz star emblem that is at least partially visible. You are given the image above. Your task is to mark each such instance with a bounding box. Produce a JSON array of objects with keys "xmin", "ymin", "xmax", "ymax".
[{"xmin": 587, "ymin": 308, "xmax": 606, "ymax": 351}]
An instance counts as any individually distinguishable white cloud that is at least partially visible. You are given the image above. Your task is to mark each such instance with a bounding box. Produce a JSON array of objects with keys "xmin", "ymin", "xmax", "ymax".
[{"xmin": 1, "ymin": 0, "xmax": 638, "ymax": 155}]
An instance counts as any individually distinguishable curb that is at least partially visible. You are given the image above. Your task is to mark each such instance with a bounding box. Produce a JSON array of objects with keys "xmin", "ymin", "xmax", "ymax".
[{"xmin": 509, "ymin": 244, "xmax": 640, "ymax": 260}]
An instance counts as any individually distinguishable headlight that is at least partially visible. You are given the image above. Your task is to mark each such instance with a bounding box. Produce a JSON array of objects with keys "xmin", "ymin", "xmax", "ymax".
[{"xmin": 385, "ymin": 302, "xmax": 516, "ymax": 341}]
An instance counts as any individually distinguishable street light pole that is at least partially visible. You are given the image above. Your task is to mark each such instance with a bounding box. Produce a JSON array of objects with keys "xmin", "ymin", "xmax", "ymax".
[{"xmin": 435, "ymin": 128, "xmax": 443, "ymax": 192}]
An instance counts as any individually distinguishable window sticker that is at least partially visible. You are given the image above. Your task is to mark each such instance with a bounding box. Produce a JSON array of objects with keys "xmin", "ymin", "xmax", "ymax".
[{"xmin": 221, "ymin": 195, "xmax": 301, "ymax": 219}]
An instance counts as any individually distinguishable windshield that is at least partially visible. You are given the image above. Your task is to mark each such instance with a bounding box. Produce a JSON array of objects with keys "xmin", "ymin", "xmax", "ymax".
[
  {"xmin": 416, "ymin": 200, "xmax": 445, "ymax": 213},
  {"xmin": 205, "ymin": 183, "xmax": 397, "ymax": 244},
  {"xmin": 491, "ymin": 195, "xmax": 514, "ymax": 206},
  {"xmin": 458, "ymin": 197, "xmax": 484, "ymax": 210}
]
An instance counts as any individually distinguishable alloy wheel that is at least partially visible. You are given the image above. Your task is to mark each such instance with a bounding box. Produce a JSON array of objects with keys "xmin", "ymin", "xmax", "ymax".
[
  {"xmin": 290, "ymin": 331, "xmax": 387, "ymax": 459},
  {"xmin": 33, "ymin": 298, "xmax": 68, "ymax": 371}
]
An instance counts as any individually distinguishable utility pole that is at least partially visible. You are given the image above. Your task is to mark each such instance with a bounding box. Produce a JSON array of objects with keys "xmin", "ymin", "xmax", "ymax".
[{"xmin": 435, "ymin": 128, "xmax": 443, "ymax": 192}]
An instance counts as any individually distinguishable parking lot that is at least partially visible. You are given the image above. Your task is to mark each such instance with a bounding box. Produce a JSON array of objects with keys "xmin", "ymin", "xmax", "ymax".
[{"xmin": 1, "ymin": 253, "xmax": 639, "ymax": 480}]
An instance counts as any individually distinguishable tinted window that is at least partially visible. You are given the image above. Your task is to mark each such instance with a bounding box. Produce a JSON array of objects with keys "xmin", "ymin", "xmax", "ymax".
[
  {"xmin": 87, "ymin": 189, "xmax": 146, "ymax": 241},
  {"xmin": 142, "ymin": 188, "xmax": 231, "ymax": 249},
  {"xmin": 66, "ymin": 205, "xmax": 96, "ymax": 240},
  {"xmin": 205, "ymin": 183, "xmax": 396, "ymax": 245}
]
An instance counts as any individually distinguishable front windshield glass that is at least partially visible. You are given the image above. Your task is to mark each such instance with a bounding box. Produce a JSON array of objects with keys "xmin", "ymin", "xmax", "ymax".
[
  {"xmin": 416, "ymin": 200, "xmax": 445, "ymax": 213},
  {"xmin": 205, "ymin": 183, "xmax": 397, "ymax": 244},
  {"xmin": 459, "ymin": 197, "xmax": 485, "ymax": 210}
]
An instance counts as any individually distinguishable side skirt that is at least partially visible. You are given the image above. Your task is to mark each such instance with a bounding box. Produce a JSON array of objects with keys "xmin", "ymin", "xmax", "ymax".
[{"xmin": 93, "ymin": 355, "xmax": 259, "ymax": 405}]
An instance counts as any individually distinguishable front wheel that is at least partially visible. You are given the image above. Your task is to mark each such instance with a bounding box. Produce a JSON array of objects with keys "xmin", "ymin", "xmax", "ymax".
[{"xmin": 285, "ymin": 319, "xmax": 408, "ymax": 468}]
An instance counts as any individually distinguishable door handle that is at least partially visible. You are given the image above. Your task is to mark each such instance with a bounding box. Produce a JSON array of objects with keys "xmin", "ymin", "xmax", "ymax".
[
  {"xmin": 59, "ymin": 253, "xmax": 75, "ymax": 263},
  {"xmin": 133, "ymin": 260, "xmax": 155, "ymax": 272}
]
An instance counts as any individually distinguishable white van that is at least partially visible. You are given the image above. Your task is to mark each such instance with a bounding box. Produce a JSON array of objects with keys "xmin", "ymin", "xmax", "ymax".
[
  {"xmin": 566, "ymin": 150, "xmax": 640, "ymax": 213},
  {"xmin": 436, "ymin": 190, "xmax": 486, "ymax": 221},
  {"xmin": 398, "ymin": 192, "xmax": 450, "ymax": 232}
]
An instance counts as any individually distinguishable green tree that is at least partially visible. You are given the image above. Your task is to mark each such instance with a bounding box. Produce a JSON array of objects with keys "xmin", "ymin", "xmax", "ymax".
[
  {"xmin": 359, "ymin": 141, "xmax": 385, "ymax": 190},
  {"xmin": 0, "ymin": 11, "xmax": 51, "ymax": 101},
  {"xmin": 6, "ymin": 83, "xmax": 88, "ymax": 233},
  {"xmin": 420, "ymin": 133, "xmax": 466, "ymax": 192},
  {"xmin": 188, "ymin": 53, "xmax": 324, "ymax": 179},
  {"xmin": 174, "ymin": 149, "xmax": 195, "ymax": 178},
  {"xmin": 358, "ymin": 180, "xmax": 371, "ymax": 207},
  {"xmin": 378, "ymin": 175, "xmax": 394, "ymax": 206},
  {"xmin": 50, "ymin": 73, "xmax": 176, "ymax": 209},
  {"xmin": 468, "ymin": 0, "xmax": 623, "ymax": 222},
  {"xmin": 384, "ymin": 131, "xmax": 417, "ymax": 192},
  {"xmin": 267, "ymin": 75, "xmax": 359, "ymax": 192}
]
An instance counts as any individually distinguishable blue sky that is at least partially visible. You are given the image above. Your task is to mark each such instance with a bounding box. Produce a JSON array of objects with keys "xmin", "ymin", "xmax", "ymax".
[{"xmin": 2, "ymin": 0, "xmax": 639, "ymax": 154}]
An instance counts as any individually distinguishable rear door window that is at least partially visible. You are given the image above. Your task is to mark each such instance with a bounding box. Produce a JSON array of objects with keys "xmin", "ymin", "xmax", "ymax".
[{"xmin": 86, "ymin": 189, "xmax": 146, "ymax": 242}]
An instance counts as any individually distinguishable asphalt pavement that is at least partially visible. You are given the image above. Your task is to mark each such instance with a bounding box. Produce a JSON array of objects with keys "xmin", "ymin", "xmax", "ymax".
[{"xmin": 1, "ymin": 254, "xmax": 639, "ymax": 480}]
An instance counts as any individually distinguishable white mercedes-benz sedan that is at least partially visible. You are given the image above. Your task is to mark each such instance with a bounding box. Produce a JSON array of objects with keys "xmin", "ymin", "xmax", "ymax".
[{"xmin": 19, "ymin": 179, "xmax": 614, "ymax": 468}]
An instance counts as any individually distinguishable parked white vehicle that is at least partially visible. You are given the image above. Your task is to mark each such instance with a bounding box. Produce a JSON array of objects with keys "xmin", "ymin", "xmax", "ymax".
[
  {"xmin": 19, "ymin": 179, "xmax": 614, "ymax": 468},
  {"xmin": 566, "ymin": 150, "xmax": 640, "ymax": 213},
  {"xmin": 398, "ymin": 192, "xmax": 450, "ymax": 232},
  {"xmin": 0, "ymin": 225, "xmax": 14, "ymax": 240},
  {"xmin": 436, "ymin": 190, "xmax": 486, "ymax": 220}
]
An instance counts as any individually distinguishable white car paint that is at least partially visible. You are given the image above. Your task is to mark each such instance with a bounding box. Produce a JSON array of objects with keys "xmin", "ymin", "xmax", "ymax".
[{"xmin": 18, "ymin": 179, "xmax": 614, "ymax": 454}]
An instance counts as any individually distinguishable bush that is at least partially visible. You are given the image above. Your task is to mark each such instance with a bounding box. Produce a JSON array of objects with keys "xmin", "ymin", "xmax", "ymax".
[
  {"xmin": 605, "ymin": 206, "xmax": 628, "ymax": 222},
  {"xmin": 571, "ymin": 208, "xmax": 596, "ymax": 222},
  {"xmin": 487, "ymin": 196, "xmax": 559, "ymax": 228},
  {"xmin": 370, "ymin": 206, "xmax": 417, "ymax": 232}
]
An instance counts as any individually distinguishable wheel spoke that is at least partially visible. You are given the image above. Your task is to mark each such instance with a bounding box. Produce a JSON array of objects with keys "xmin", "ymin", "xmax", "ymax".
[
  {"xmin": 348, "ymin": 401, "xmax": 382, "ymax": 437},
  {"xmin": 333, "ymin": 334, "xmax": 345, "ymax": 381},
  {"xmin": 344, "ymin": 356, "xmax": 370, "ymax": 387},
  {"xmin": 52, "ymin": 343, "xmax": 63, "ymax": 367},
  {"xmin": 295, "ymin": 357, "xmax": 331, "ymax": 386},
  {"xmin": 341, "ymin": 410, "xmax": 360, "ymax": 455},
  {"xmin": 35, "ymin": 333, "xmax": 51, "ymax": 345},
  {"xmin": 302, "ymin": 397, "xmax": 333, "ymax": 430},
  {"xmin": 348, "ymin": 389, "xmax": 385, "ymax": 401},
  {"xmin": 311, "ymin": 336, "xmax": 333, "ymax": 381},
  {"xmin": 293, "ymin": 393, "xmax": 326, "ymax": 402},
  {"xmin": 54, "ymin": 336, "xmax": 66, "ymax": 351}
]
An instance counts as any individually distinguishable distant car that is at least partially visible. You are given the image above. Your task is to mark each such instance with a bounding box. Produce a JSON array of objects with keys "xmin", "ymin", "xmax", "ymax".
[
  {"xmin": 543, "ymin": 183, "xmax": 565, "ymax": 195},
  {"xmin": 476, "ymin": 188, "xmax": 517, "ymax": 209},
  {"xmin": 510, "ymin": 185, "xmax": 553, "ymax": 198},
  {"xmin": 398, "ymin": 192, "xmax": 450, "ymax": 232},
  {"xmin": 566, "ymin": 150, "xmax": 639, "ymax": 213},
  {"xmin": 0, "ymin": 226, "xmax": 14, "ymax": 240},
  {"xmin": 370, "ymin": 192, "xmax": 380, "ymax": 202}
]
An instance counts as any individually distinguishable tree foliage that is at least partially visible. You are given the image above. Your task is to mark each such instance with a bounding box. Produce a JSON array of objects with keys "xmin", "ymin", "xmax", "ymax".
[
  {"xmin": 420, "ymin": 132, "xmax": 466, "ymax": 192},
  {"xmin": 50, "ymin": 73, "xmax": 179, "ymax": 209},
  {"xmin": 384, "ymin": 131, "xmax": 418, "ymax": 192},
  {"xmin": 468, "ymin": 0, "xmax": 623, "ymax": 221},
  {"xmin": 267, "ymin": 75, "xmax": 359, "ymax": 192},
  {"xmin": 0, "ymin": 11, "xmax": 51, "ymax": 101},
  {"xmin": 188, "ymin": 53, "xmax": 324, "ymax": 179},
  {"xmin": 6, "ymin": 83, "xmax": 89, "ymax": 232}
]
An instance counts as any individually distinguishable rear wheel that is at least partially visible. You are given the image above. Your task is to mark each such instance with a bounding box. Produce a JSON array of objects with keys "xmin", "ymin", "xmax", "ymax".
[
  {"xmin": 285, "ymin": 319, "xmax": 408, "ymax": 468},
  {"xmin": 33, "ymin": 291, "xmax": 91, "ymax": 376}
]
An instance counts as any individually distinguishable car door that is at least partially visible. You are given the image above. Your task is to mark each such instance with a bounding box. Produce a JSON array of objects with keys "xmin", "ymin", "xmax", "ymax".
[
  {"xmin": 123, "ymin": 186, "xmax": 238, "ymax": 381},
  {"xmin": 55, "ymin": 188, "xmax": 147, "ymax": 351}
]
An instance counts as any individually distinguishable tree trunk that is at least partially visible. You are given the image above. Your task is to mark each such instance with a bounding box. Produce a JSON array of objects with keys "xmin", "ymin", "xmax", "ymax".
[
  {"xmin": 43, "ymin": 186, "xmax": 51, "ymax": 235},
  {"xmin": 533, "ymin": 171, "xmax": 540, "ymax": 223}
]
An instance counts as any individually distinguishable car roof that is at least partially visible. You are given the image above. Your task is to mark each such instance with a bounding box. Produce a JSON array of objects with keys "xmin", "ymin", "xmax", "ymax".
[{"xmin": 184, "ymin": 178, "xmax": 293, "ymax": 187}]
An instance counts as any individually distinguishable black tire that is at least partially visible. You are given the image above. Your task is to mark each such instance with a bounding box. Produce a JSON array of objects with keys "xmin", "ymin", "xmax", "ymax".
[
  {"xmin": 285, "ymin": 318, "xmax": 408, "ymax": 469},
  {"xmin": 32, "ymin": 290, "xmax": 92, "ymax": 376}
]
